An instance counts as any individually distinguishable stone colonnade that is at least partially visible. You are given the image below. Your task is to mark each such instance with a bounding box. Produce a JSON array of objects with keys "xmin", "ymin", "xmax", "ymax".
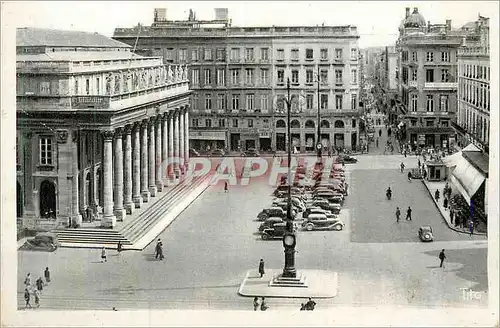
[{"xmin": 72, "ymin": 107, "xmax": 190, "ymax": 228}]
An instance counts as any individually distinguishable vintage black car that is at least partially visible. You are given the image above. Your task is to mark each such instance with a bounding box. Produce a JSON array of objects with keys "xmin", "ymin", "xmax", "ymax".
[
  {"xmin": 418, "ymin": 226, "xmax": 434, "ymax": 242},
  {"xmin": 19, "ymin": 232, "xmax": 60, "ymax": 252},
  {"xmin": 258, "ymin": 217, "xmax": 285, "ymax": 232},
  {"xmin": 261, "ymin": 221, "xmax": 297, "ymax": 240},
  {"xmin": 335, "ymin": 155, "xmax": 358, "ymax": 164},
  {"xmin": 241, "ymin": 149, "xmax": 260, "ymax": 157},
  {"xmin": 257, "ymin": 207, "xmax": 287, "ymax": 221}
]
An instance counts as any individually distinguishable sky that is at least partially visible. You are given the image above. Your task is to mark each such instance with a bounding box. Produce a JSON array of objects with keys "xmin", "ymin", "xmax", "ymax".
[{"xmin": 2, "ymin": 1, "xmax": 499, "ymax": 48}]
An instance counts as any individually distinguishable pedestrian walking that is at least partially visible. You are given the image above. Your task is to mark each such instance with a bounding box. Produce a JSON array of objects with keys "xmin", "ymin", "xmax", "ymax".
[
  {"xmin": 403, "ymin": 149, "xmax": 407, "ymax": 158},
  {"xmin": 300, "ymin": 303, "xmax": 306, "ymax": 311},
  {"xmin": 101, "ymin": 247, "xmax": 107, "ymax": 262},
  {"xmin": 24, "ymin": 288, "xmax": 32, "ymax": 309},
  {"xmin": 36, "ymin": 277, "xmax": 44, "ymax": 293},
  {"xmin": 395, "ymin": 207, "xmax": 401, "ymax": 223},
  {"xmin": 155, "ymin": 240, "xmax": 164, "ymax": 260},
  {"xmin": 449, "ymin": 209, "xmax": 454, "ymax": 225},
  {"xmin": 443, "ymin": 197, "xmax": 448, "ymax": 210},
  {"xmin": 469, "ymin": 220, "xmax": 474, "ymax": 236},
  {"xmin": 24, "ymin": 273, "xmax": 31, "ymax": 288},
  {"xmin": 260, "ymin": 297, "xmax": 268, "ymax": 311},
  {"xmin": 253, "ymin": 297, "xmax": 259, "ymax": 311},
  {"xmin": 224, "ymin": 181, "xmax": 228, "ymax": 193},
  {"xmin": 117, "ymin": 240, "xmax": 123, "ymax": 254},
  {"xmin": 407, "ymin": 171, "xmax": 412, "ymax": 182},
  {"xmin": 400, "ymin": 162, "xmax": 405, "ymax": 173},
  {"xmin": 44, "ymin": 267, "xmax": 50, "ymax": 284},
  {"xmin": 376, "ymin": 138, "xmax": 379, "ymax": 148},
  {"xmin": 435, "ymin": 189, "xmax": 440, "ymax": 202},
  {"xmin": 34, "ymin": 289, "xmax": 40, "ymax": 308},
  {"xmin": 378, "ymin": 129, "xmax": 382, "ymax": 137},
  {"xmin": 258, "ymin": 259, "xmax": 265, "ymax": 278},
  {"xmin": 439, "ymin": 249, "xmax": 446, "ymax": 268},
  {"xmin": 406, "ymin": 206, "xmax": 412, "ymax": 221},
  {"xmin": 418, "ymin": 159, "xmax": 421, "ymax": 169}
]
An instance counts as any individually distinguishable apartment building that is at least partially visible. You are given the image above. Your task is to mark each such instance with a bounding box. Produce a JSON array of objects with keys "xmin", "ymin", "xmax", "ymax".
[
  {"xmin": 113, "ymin": 8, "xmax": 362, "ymax": 152},
  {"xmin": 454, "ymin": 15, "xmax": 490, "ymax": 153},
  {"xmin": 396, "ymin": 7, "xmax": 462, "ymax": 149}
]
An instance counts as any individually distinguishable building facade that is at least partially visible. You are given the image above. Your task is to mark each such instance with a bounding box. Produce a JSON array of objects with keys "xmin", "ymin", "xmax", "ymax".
[
  {"xmin": 16, "ymin": 28, "xmax": 190, "ymax": 229},
  {"xmin": 396, "ymin": 7, "xmax": 462, "ymax": 149},
  {"xmin": 454, "ymin": 15, "xmax": 490, "ymax": 153},
  {"xmin": 113, "ymin": 8, "xmax": 362, "ymax": 152}
]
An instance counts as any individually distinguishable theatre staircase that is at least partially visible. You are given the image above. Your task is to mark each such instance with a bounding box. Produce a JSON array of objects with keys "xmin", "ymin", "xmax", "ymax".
[{"xmin": 52, "ymin": 174, "xmax": 212, "ymax": 250}]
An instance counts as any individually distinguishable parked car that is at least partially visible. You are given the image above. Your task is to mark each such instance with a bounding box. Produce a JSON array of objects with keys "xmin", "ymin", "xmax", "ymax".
[
  {"xmin": 258, "ymin": 217, "xmax": 285, "ymax": 232},
  {"xmin": 261, "ymin": 221, "xmax": 297, "ymax": 240},
  {"xmin": 313, "ymin": 193, "xmax": 344, "ymax": 205},
  {"xmin": 208, "ymin": 149, "xmax": 226, "ymax": 157},
  {"xmin": 272, "ymin": 201, "xmax": 299, "ymax": 216},
  {"xmin": 305, "ymin": 199, "xmax": 341, "ymax": 214},
  {"xmin": 418, "ymin": 226, "xmax": 434, "ymax": 242},
  {"xmin": 241, "ymin": 148, "xmax": 260, "ymax": 157},
  {"xmin": 303, "ymin": 207, "xmax": 336, "ymax": 219},
  {"xmin": 256, "ymin": 207, "xmax": 287, "ymax": 221},
  {"xmin": 335, "ymin": 155, "xmax": 358, "ymax": 164},
  {"xmin": 302, "ymin": 214, "xmax": 345, "ymax": 231},
  {"xmin": 19, "ymin": 232, "xmax": 60, "ymax": 252},
  {"xmin": 189, "ymin": 148, "xmax": 201, "ymax": 157},
  {"xmin": 273, "ymin": 197, "xmax": 305, "ymax": 211}
]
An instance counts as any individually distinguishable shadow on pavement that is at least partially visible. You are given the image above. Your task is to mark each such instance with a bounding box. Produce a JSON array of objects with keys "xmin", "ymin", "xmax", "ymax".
[{"xmin": 423, "ymin": 247, "xmax": 488, "ymax": 291}]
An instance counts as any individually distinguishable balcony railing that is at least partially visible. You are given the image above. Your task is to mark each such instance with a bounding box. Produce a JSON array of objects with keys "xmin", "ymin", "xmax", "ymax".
[{"xmin": 424, "ymin": 82, "xmax": 457, "ymax": 89}]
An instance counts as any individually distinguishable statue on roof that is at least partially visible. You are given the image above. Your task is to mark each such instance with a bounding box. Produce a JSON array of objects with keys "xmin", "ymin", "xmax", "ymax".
[
  {"xmin": 188, "ymin": 9, "xmax": 196, "ymax": 21},
  {"xmin": 168, "ymin": 65, "xmax": 173, "ymax": 82},
  {"xmin": 182, "ymin": 65, "xmax": 188, "ymax": 80}
]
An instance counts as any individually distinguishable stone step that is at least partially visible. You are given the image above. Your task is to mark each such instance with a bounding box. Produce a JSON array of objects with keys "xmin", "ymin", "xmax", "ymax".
[
  {"xmin": 119, "ymin": 176, "xmax": 203, "ymax": 239},
  {"xmin": 51, "ymin": 174, "xmax": 212, "ymax": 249}
]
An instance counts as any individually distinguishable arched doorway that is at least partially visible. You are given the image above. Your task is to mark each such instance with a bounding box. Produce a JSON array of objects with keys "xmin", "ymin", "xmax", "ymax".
[
  {"xmin": 17, "ymin": 181, "xmax": 23, "ymax": 218},
  {"xmin": 40, "ymin": 180, "xmax": 56, "ymax": 219}
]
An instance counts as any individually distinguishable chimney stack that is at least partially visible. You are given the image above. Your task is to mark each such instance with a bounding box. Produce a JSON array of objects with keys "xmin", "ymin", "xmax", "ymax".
[
  {"xmin": 405, "ymin": 7, "xmax": 410, "ymax": 18},
  {"xmin": 446, "ymin": 19, "xmax": 451, "ymax": 31}
]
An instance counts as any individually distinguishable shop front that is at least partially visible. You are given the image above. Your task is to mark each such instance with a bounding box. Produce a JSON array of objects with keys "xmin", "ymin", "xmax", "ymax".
[
  {"xmin": 189, "ymin": 130, "xmax": 227, "ymax": 152},
  {"xmin": 259, "ymin": 130, "xmax": 271, "ymax": 152}
]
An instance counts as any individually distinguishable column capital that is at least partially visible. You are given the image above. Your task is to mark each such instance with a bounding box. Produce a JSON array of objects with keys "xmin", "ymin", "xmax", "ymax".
[
  {"xmin": 102, "ymin": 130, "xmax": 114, "ymax": 141},
  {"xmin": 114, "ymin": 127, "xmax": 123, "ymax": 138},
  {"xmin": 124, "ymin": 125, "xmax": 133, "ymax": 135}
]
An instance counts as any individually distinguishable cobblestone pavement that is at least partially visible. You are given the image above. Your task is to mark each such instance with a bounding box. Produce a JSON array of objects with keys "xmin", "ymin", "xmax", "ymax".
[{"xmin": 17, "ymin": 155, "xmax": 488, "ymax": 311}]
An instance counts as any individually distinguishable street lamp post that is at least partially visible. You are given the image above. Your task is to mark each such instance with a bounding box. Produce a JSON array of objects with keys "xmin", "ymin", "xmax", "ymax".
[
  {"xmin": 283, "ymin": 78, "xmax": 296, "ymax": 278},
  {"xmin": 316, "ymin": 65, "xmax": 322, "ymax": 160}
]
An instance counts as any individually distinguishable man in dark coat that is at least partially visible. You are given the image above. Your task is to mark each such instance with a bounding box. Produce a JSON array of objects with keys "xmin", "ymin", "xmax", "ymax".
[
  {"xmin": 406, "ymin": 206, "xmax": 412, "ymax": 221},
  {"xmin": 44, "ymin": 267, "xmax": 50, "ymax": 284},
  {"xmin": 395, "ymin": 207, "xmax": 401, "ymax": 223},
  {"xmin": 439, "ymin": 249, "xmax": 446, "ymax": 268},
  {"xmin": 24, "ymin": 288, "xmax": 32, "ymax": 308},
  {"xmin": 258, "ymin": 259, "xmax": 265, "ymax": 278}
]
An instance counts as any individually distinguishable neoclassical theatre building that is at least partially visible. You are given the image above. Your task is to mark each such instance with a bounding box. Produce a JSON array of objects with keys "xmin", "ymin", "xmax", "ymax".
[{"xmin": 16, "ymin": 28, "xmax": 190, "ymax": 229}]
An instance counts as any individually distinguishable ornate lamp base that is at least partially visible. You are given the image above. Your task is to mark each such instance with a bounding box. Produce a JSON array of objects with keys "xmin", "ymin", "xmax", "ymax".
[{"xmin": 269, "ymin": 272, "xmax": 308, "ymax": 288}]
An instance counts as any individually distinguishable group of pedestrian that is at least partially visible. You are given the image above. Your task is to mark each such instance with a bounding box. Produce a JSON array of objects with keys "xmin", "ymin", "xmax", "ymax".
[
  {"xmin": 395, "ymin": 206, "xmax": 412, "ymax": 223},
  {"xmin": 300, "ymin": 298, "xmax": 317, "ymax": 311},
  {"xmin": 253, "ymin": 297, "xmax": 268, "ymax": 311},
  {"xmin": 24, "ymin": 267, "xmax": 50, "ymax": 309}
]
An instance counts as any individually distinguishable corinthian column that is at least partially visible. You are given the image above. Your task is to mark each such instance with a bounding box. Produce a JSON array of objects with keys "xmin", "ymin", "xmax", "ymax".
[
  {"xmin": 123, "ymin": 125, "xmax": 134, "ymax": 214},
  {"xmin": 113, "ymin": 128, "xmax": 126, "ymax": 221},
  {"xmin": 174, "ymin": 110, "xmax": 180, "ymax": 176},
  {"xmin": 179, "ymin": 109, "xmax": 185, "ymax": 172},
  {"xmin": 155, "ymin": 117, "xmax": 163, "ymax": 192},
  {"xmin": 148, "ymin": 119, "xmax": 157, "ymax": 197},
  {"xmin": 102, "ymin": 130, "xmax": 116, "ymax": 228},
  {"xmin": 168, "ymin": 112, "xmax": 174, "ymax": 178},
  {"xmin": 184, "ymin": 107, "xmax": 190, "ymax": 167},
  {"xmin": 141, "ymin": 120, "xmax": 150, "ymax": 202},
  {"xmin": 71, "ymin": 131, "xmax": 82, "ymax": 226},
  {"xmin": 162, "ymin": 113, "xmax": 169, "ymax": 186},
  {"xmin": 132, "ymin": 123, "xmax": 142, "ymax": 208}
]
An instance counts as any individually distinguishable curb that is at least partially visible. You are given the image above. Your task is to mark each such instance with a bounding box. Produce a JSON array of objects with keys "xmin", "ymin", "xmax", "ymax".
[{"xmin": 420, "ymin": 180, "xmax": 486, "ymax": 236}]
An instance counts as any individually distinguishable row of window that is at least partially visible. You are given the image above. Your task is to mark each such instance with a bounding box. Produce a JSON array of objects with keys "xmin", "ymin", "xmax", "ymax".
[
  {"xmin": 191, "ymin": 118, "xmax": 354, "ymax": 129},
  {"xmin": 191, "ymin": 68, "xmax": 358, "ymax": 86},
  {"xmin": 401, "ymin": 67, "xmax": 452, "ymax": 83},
  {"xmin": 410, "ymin": 94, "xmax": 450, "ymax": 112},
  {"xmin": 458, "ymin": 107, "xmax": 489, "ymax": 144},
  {"xmin": 409, "ymin": 119, "xmax": 449, "ymax": 128},
  {"xmin": 459, "ymin": 79, "xmax": 490, "ymax": 111},
  {"xmin": 163, "ymin": 47, "xmax": 358, "ymax": 62},
  {"xmin": 192, "ymin": 93, "xmax": 357, "ymax": 111},
  {"xmin": 402, "ymin": 50, "xmax": 451, "ymax": 63},
  {"xmin": 460, "ymin": 63, "xmax": 490, "ymax": 81}
]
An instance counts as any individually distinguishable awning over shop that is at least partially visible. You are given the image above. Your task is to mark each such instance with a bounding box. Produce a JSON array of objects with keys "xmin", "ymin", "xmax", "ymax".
[
  {"xmin": 450, "ymin": 157, "xmax": 486, "ymax": 203},
  {"xmin": 442, "ymin": 151, "xmax": 463, "ymax": 168}
]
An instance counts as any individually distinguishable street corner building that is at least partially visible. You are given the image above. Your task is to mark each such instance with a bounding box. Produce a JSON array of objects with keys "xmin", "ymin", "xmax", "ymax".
[
  {"xmin": 113, "ymin": 8, "xmax": 363, "ymax": 154},
  {"xmin": 16, "ymin": 27, "xmax": 191, "ymax": 230}
]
